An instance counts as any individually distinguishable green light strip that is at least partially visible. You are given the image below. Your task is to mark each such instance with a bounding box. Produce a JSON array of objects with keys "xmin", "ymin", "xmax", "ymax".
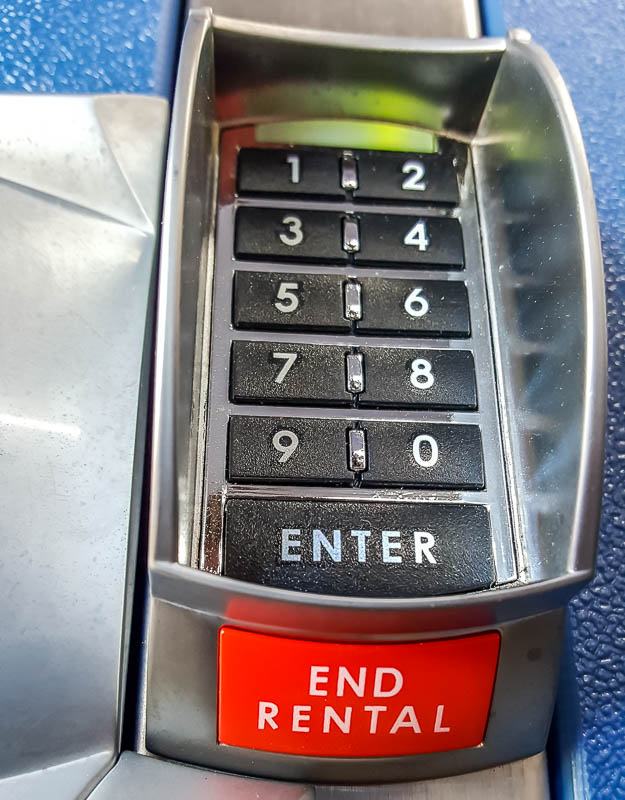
[{"xmin": 255, "ymin": 119, "xmax": 438, "ymax": 153}]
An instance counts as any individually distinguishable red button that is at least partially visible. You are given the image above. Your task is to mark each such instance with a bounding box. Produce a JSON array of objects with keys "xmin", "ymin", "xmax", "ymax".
[{"xmin": 218, "ymin": 628, "xmax": 500, "ymax": 758}]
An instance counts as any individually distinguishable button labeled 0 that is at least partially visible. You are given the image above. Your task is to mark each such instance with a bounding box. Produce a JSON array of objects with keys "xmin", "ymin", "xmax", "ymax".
[{"xmin": 218, "ymin": 628, "xmax": 500, "ymax": 757}]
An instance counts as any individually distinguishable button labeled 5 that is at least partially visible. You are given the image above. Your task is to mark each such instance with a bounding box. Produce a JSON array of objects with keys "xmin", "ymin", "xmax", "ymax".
[{"xmin": 233, "ymin": 271, "xmax": 349, "ymax": 332}]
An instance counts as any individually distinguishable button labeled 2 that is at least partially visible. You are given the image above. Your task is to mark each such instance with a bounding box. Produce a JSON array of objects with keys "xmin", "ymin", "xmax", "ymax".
[
  {"xmin": 354, "ymin": 151, "xmax": 459, "ymax": 204},
  {"xmin": 218, "ymin": 627, "xmax": 500, "ymax": 757}
]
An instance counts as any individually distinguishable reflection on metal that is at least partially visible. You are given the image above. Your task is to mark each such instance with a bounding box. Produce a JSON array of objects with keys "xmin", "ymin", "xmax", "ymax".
[
  {"xmin": 189, "ymin": 0, "xmax": 482, "ymax": 39},
  {"xmin": 0, "ymin": 95, "xmax": 168, "ymax": 796},
  {"xmin": 473, "ymin": 32, "xmax": 606, "ymax": 580},
  {"xmin": 90, "ymin": 751, "xmax": 548, "ymax": 799}
]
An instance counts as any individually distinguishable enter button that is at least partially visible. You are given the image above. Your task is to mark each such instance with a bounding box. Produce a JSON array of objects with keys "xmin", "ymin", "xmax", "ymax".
[
  {"xmin": 218, "ymin": 628, "xmax": 500, "ymax": 757},
  {"xmin": 223, "ymin": 499, "xmax": 494, "ymax": 597}
]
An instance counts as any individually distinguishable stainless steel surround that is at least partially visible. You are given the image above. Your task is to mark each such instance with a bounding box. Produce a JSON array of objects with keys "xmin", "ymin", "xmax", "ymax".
[
  {"xmin": 0, "ymin": 95, "xmax": 168, "ymax": 798},
  {"xmin": 144, "ymin": 8, "xmax": 605, "ymax": 785}
]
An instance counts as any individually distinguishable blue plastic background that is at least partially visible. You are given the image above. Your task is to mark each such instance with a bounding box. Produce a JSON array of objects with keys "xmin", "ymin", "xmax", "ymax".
[
  {"xmin": 1, "ymin": 1, "xmax": 624, "ymax": 797},
  {"xmin": 494, "ymin": 2, "xmax": 625, "ymax": 799},
  {"xmin": 0, "ymin": 0, "xmax": 181, "ymax": 94}
]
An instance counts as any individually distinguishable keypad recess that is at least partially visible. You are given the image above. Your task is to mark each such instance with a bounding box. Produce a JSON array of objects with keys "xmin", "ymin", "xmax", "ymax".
[{"xmin": 203, "ymin": 137, "xmax": 515, "ymax": 598}]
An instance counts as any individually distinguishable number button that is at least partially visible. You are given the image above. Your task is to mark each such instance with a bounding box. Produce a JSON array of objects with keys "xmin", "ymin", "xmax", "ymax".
[
  {"xmin": 228, "ymin": 417, "xmax": 353, "ymax": 484},
  {"xmin": 235, "ymin": 207, "xmax": 346, "ymax": 263},
  {"xmin": 354, "ymin": 151, "xmax": 459, "ymax": 204},
  {"xmin": 362, "ymin": 422, "xmax": 484, "ymax": 488},
  {"xmin": 233, "ymin": 272, "xmax": 350, "ymax": 332},
  {"xmin": 357, "ymin": 278, "xmax": 470, "ymax": 338},
  {"xmin": 230, "ymin": 341, "xmax": 351, "ymax": 405},
  {"xmin": 237, "ymin": 149, "xmax": 342, "ymax": 198},
  {"xmin": 359, "ymin": 347, "xmax": 477, "ymax": 409},
  {"xmin": 354, "ymin": 213, "xmax": 464, "ymax": 267}
]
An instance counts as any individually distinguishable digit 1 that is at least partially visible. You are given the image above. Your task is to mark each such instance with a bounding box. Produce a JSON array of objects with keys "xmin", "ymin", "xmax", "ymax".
[{"xmin": 286, "ymin": 154, "xmax": 300, "ymax": 184}]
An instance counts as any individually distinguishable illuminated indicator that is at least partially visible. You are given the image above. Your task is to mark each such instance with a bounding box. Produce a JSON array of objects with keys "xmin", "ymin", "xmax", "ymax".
[{"xmin": 256, "ymin": 119, "xmax": 438, "ymax": 154}]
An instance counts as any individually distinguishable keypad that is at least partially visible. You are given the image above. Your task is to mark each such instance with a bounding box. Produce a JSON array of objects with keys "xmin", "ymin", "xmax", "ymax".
[{"xmin": 207, "ymin": 140, "xmax": 506, "ymax": 598}]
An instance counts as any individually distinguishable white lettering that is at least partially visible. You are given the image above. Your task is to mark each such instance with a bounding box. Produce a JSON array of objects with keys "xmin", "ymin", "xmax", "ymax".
[
  {"xmin": 351, "ymin": 530, "xmax": 371, "ymax": 562},
  {"xmin": 281, "ymin": 529, "xmax": 301, "ymax": 562},
  {"xmin": 373, "ymin": 667, "xmax": 404, "ymax": 698},
  {"xmin": 382, "ymin": 530, "xmax": 402, "ymax": 563},
  {"xmin": 309, "ymin": 666, "xmax": 330, "ymax": 696},
  {"xmin": 414, "ymin": 531, "xmax": 437, "ymax": 564},
  {"xmin": 337, "ymin": 666, "xmax": 366, "ymax": 698},
  {"xmin": 312, "ymin": 529, "xmax": 342, "ymax": 562},
  {"xmin": 434, "ymin": 704, "xmax": 451, "ymax": 733},
  {"xmin": 323, "ymin": 705, "xmax": 352, "ymax": 734},
  {"xmin": 390, "ymin": 705, "xmax": 422, "ymax": 735},
  {"xmin": 363, "ymin": 705, "xmax": 387, "ymax": 734},
  {"xmin": 292, "ymin": 705, "xmax": 311, "ymax": 733},
  {"xmin": 258, "ymin": 701, "xmax": 278, "ymax": 730}
]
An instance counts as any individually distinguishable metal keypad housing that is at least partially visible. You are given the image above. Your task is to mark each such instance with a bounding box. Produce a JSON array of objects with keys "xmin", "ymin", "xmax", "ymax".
[
  {"xmin": 202, "ymin": 134, "xmax": 516, "ymax": 597},
  {"xmin": 143, "ymin": 11, "xmax": 606, "ymax": 784}
]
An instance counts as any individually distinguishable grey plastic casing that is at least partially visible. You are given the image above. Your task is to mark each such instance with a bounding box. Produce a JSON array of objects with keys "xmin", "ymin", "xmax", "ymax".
[{"xmin": 142, "ymin": 10, "xmax": 606, "ymax": 784}]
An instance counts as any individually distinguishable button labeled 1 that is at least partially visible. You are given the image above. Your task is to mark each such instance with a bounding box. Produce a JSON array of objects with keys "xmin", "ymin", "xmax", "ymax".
[
  {"xmin": 237, "ymin": 148, "xmax": 342, "ymax": 198},
  {"xmin": 218, "ymin": 626, "xmax": 500, "ymax": 757},
  {"xmin": 228, "ymin": 416, "xmax": 353, "ymax": 485}
]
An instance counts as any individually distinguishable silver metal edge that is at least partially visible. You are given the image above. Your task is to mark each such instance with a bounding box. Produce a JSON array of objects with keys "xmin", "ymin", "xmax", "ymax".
[
  {"xmin": 211, "ymin": 14, "xmax": 503, "ymax": 54},
  {"xmin": 508, "ymin": 36, "xmax": 606, "ymax": 575},
  {"xmin": 149, "ymin": 8, "xmax": 214, "ymax": 565}
]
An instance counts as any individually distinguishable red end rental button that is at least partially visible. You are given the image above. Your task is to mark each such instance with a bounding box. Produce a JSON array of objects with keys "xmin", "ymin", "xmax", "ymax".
[{"xmin": 218, "ymin": 628, "xmax": 500, "ymax": 758}]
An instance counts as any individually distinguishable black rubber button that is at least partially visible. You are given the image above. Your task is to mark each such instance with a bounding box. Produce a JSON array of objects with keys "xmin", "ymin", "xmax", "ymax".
[
  {"xmin": 362, "ymin": 421, "xmax": 485, "ymax": 489},
  {"xmin": 357, "ymin": 277, "xmax": 470, "ymax": 337},
  {"xmin": 235, "ymin": 207, "xmax": 346, "ymax": 263},
  {"xmin": 233, "ymin": 271, "xmax": 349, "ymax": 332},
  {"xmin": 228, "ymin": 416, "xmax": 352, "ymax": 484},
  {"xmin": 354, "ymin": 151, "xmax": 459, "ymax": 205},
  {"xmin": 354, "ymin": 213, "xmax": 464, "ymax": 267},
  {"xmin": 360, "ymin": 347, "xmax": 477, "ymax": 410},
  {"xmin": 230, "ymin": 341, "xmax": 351, "ymax": 406},
  {"xmin": 237, "ymin": 148, "xmax": 342, "ymax": 198},
  {"xmin": 223, "ymin": 499, "xmax": 494, "ymax": 597}
]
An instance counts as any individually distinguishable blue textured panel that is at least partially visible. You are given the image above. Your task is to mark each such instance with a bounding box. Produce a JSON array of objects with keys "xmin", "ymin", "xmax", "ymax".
[
  {"xmin": 0, "ymin": 0, "xmax": 181, "ymax": 95},
  {"xmin": 497, "ymin": 2, "xmax": 625, "ymax": 798}
]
